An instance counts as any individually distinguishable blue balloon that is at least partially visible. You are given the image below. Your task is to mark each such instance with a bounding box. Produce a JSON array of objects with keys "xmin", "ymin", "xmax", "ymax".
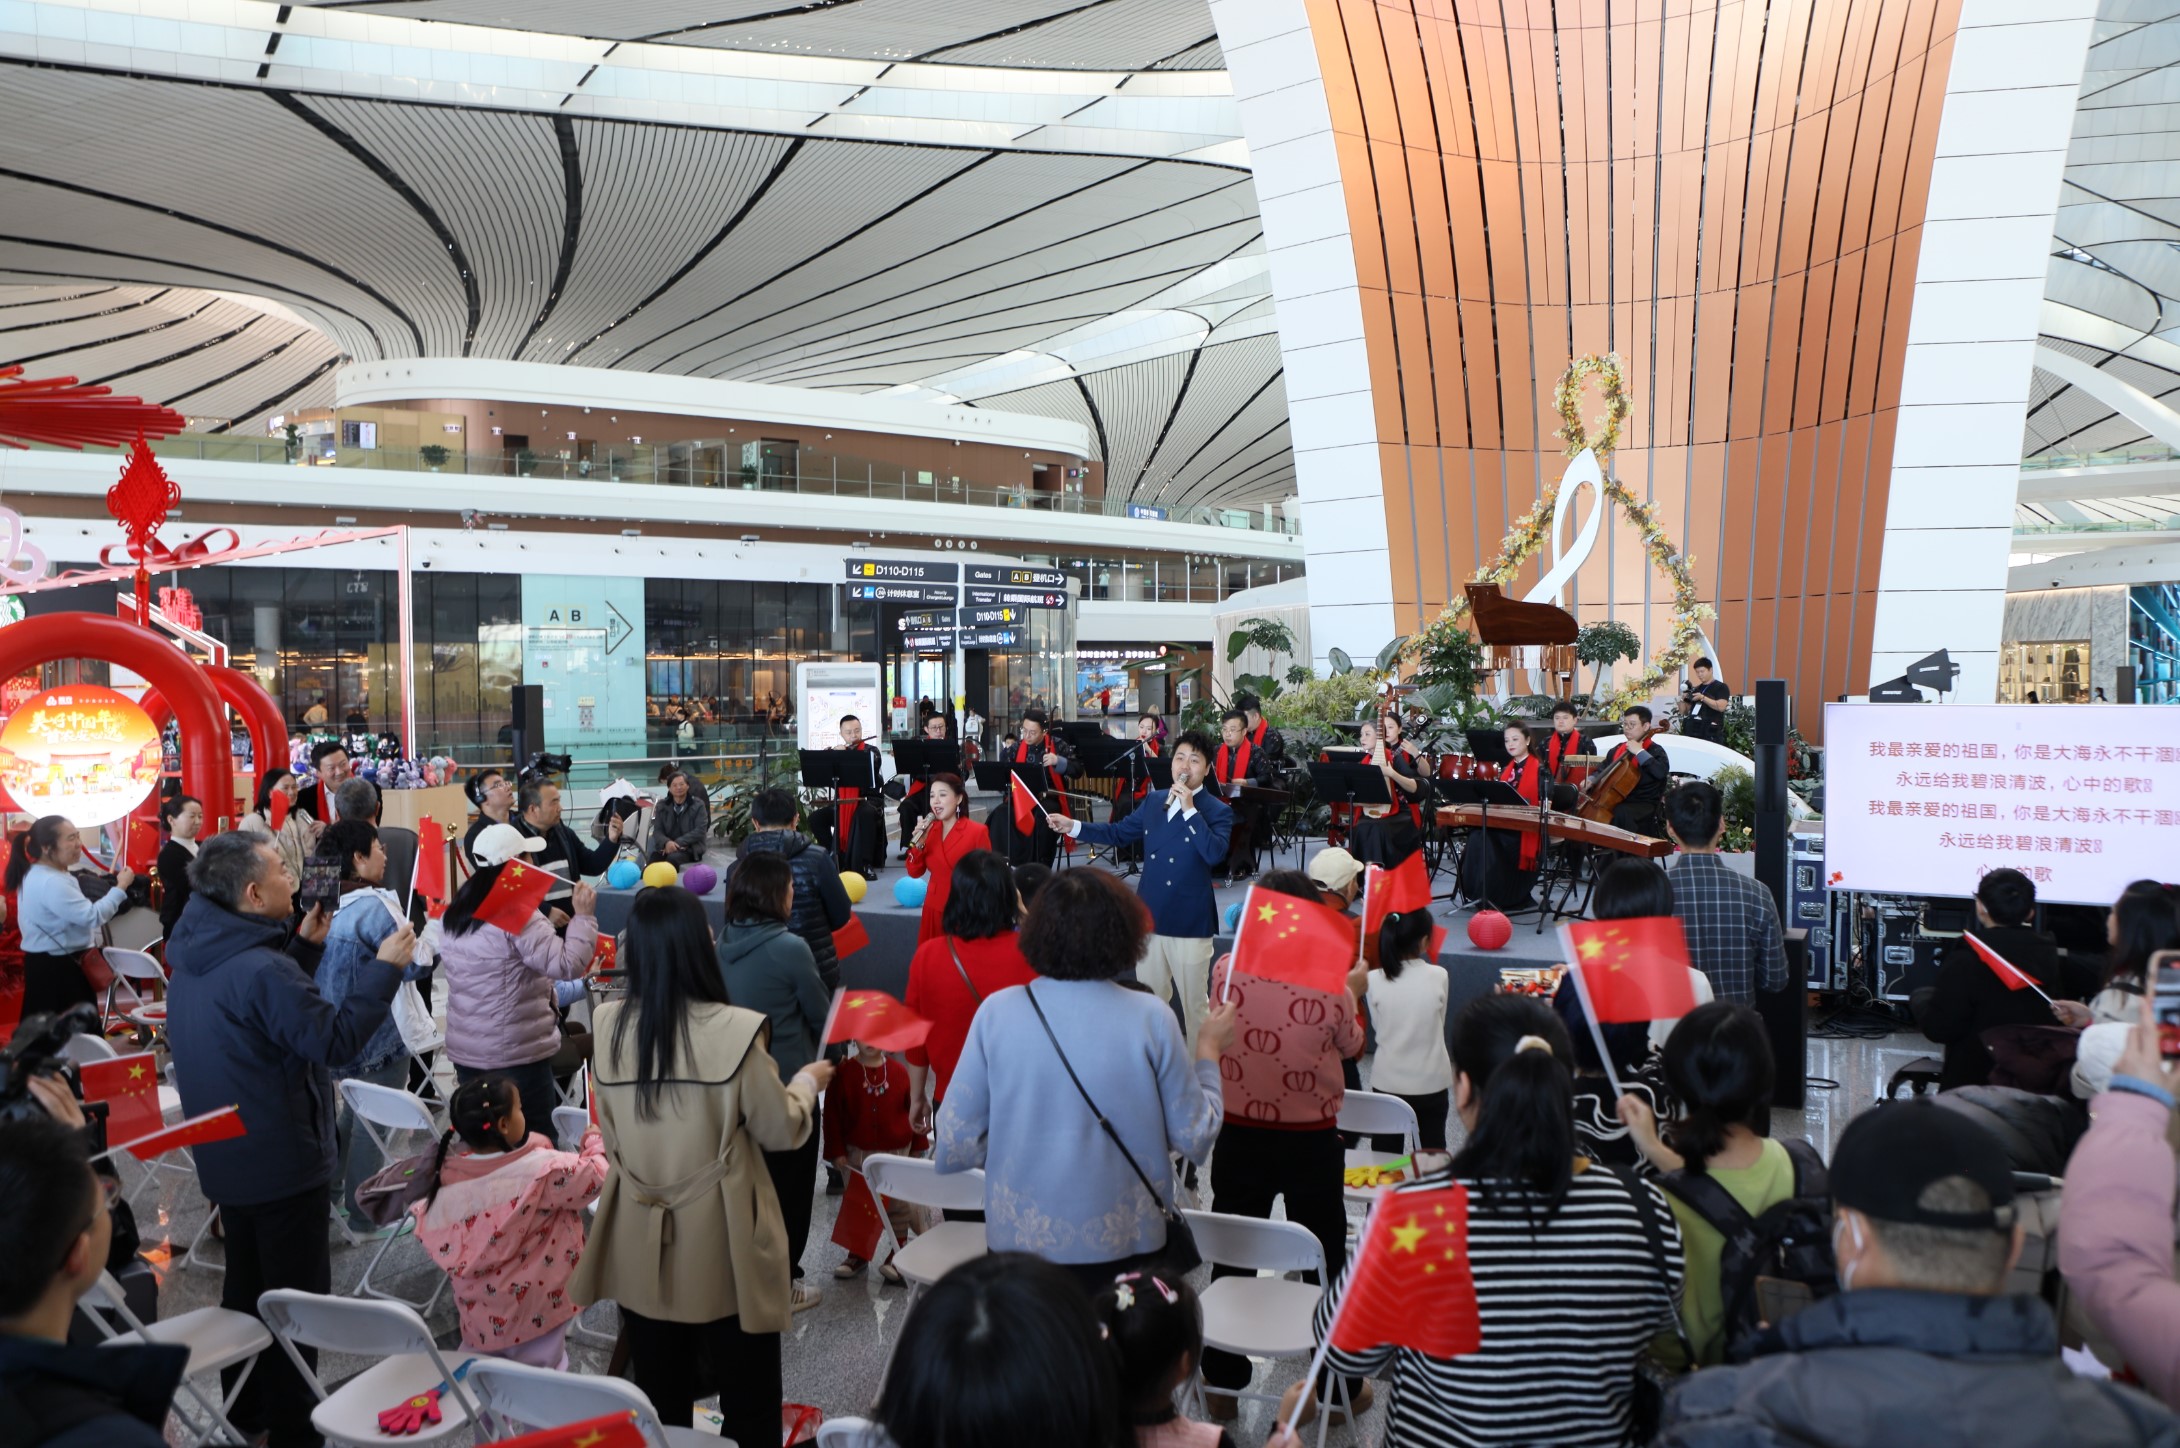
[
  {"xmin": 1223, "ymin": 900, "xmax": 1243, "ymax": 933},
  {"xmin": 893, "ymin": 874, "xmax": 928, "ymax": 908},
  {"xmin": 605, "ymin": 858, "xmax": 641, "ymax": 890}
]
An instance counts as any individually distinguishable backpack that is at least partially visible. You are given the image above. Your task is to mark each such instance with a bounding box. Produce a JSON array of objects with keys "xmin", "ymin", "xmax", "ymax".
[{"xmin": 1660, "ymin": 1137, "xmax": 1836, "ymax": 1361}]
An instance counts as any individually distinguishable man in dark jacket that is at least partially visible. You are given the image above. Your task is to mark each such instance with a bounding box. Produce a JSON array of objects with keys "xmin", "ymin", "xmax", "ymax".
[
  {"xmin": 516, "ymin": 777, "xmax": 622, "ymax": 919},
  {"xmin": 0, "ymin": 1113, "xmax": 185, "ymax": 1447},
  {"xmin": 731, "ymin": 788, "xmax": 852, "ymax": 991},
  {"xmin": 647, "ymin": 769, "xmax": 712, "ymax": 866},
  {"xmin": 1658, "ymin": 1101, "xmax": 2180, "ymax": 1447},
  {"xmin": 166, "ymin": 832, "xmax": 415, "ymax": 1448},
  {"xmin": 1915, "ymin": 867, "xmax": 2070, "ymax": 1089}
]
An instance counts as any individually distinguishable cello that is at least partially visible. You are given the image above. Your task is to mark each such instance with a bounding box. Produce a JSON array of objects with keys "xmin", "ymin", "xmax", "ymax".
[{"xmin": 1572, "ymin": 748, "xmax": 1639, "ymax": 824}]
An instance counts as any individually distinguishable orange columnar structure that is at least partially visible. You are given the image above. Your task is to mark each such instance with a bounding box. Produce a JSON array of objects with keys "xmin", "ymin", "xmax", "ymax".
[{"xmin": 1298, "ymin": 0, "xmax": 1959, "ymax": 711}]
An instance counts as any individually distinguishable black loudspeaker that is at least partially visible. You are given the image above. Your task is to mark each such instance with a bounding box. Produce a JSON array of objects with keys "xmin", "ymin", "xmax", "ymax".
[
  {"xmin": 511, "ymin": 684, "xmax": 545, "ymax": 764},
  {"xmin": 1754, "ymin": 680, "xmax": 1790, "ymax": 922},
  {"xmin": 2118, "ymin": 665, "xmax": 2137, "ymax": 704},
  {"xmin": 1872, "ymin": 902, "xmax": 1949, "ymax": 1002},
  {"xmin": 1760, "ymin": 933, "xmax": 1809, "ymax": 1110}
]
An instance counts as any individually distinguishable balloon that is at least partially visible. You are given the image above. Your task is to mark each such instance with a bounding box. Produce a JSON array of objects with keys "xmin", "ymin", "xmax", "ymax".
[
  {"xmin": 605, "ymin": 859, "xmax": 641, "ymax": 890},
  {"xmin": 642, "ymin": 861, "xmax": 679, "ymax": 889},
  {"xmin": 682, "ymin": 863, "xmax": 718, "ymax": 895},
  {"xmin": 892, "ymin": 875, "xmax": 928, "ymax": 908},
  {"xmin": 1466, "ymin": 908, "xmax": 1513, "ymax": 951},
  {"xmin": 1223, "ymin": 901, "xmax": 1243, "ymax": 933},
  {"xmin": 840, "ymin": 871, "xmax": 869, "ymax": 905}
]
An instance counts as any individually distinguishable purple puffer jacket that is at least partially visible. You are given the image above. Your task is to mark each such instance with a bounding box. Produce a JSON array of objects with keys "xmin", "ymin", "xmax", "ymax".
[
  {"xmin": 440, "ymin": 910, "xmax": 598, "ymax": 1070},
  {"xmin": 2059, "ymin": 1087, "xmax": 2180, "ymax": 1411}
]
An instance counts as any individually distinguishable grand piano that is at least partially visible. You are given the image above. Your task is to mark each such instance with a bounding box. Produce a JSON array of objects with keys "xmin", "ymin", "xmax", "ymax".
[{"xmin": 1465, "ymin": 583, "xmax": 1579, "ymax": 695}]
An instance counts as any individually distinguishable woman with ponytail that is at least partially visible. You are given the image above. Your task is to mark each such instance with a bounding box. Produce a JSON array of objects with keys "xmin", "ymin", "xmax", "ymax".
[
  {"xmin": 409, "ymin": 1073, "xmax": 605, "ymax": 1369},
  {"xmin": 10, "ymin": 814, "xmax": 133, "ymax": 1016},
  {"xmin": 1292, "ymin": 993, "xmax": 1684, "ymax": 1445},
  {"xmin": 1617, "ymin": 1000, "xmax": 1795, "ymax": 1366}
]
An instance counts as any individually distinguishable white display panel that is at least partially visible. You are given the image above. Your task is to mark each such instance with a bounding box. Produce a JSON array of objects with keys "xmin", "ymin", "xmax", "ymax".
[
  {"xmin": 796, "ymin": 663, "xmax": 882, "ymax": 752},
  {"xmin": 1823, "ymin": 703, "xmax": 2180, "ymax": 906}
]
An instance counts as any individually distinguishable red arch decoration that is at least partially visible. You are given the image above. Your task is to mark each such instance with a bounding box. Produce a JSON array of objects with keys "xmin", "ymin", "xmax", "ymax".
[
  {"xmin": 206, "ymin": 666, "xmax": 287, "ymax": 795},
  {"xmin": 0, "ymin": 615, "xmax": 233, "ymax": 831}
]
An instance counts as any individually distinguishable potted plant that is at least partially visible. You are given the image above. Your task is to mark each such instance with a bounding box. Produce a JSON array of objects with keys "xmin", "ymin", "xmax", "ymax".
[
  {"xmin": 1575, "ymin": 620, "xmax": 1642, "ymax": 698},
  {"xmin": 419, "ymin": 443, "xmax": 449, "ymax": 472},
  {"xmin": 515, "ymin": 447, "xmax": 538, "ymax": 478}
]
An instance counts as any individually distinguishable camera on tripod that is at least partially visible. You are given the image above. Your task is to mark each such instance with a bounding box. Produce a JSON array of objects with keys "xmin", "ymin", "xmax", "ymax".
[
  {"xmin": 519, "ymin": 751, "xmax": 574, "ymax": 785},
  {"xmin": 0, "ymin": 1003, "xmax": 106, "ymax": 1136}
]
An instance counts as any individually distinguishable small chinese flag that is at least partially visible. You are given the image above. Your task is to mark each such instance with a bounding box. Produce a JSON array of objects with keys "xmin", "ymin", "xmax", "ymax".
[
  {"xmin": 472, "ymin": 860, "xmax": 553, "ymax": 933},
  {"xmin": 411, "ymin": 815, "xmax": 447, "ymax": 918},
  {"xmin": 1964, "ymin": 931, "xmax": 2049, "ymax": 996},
  {"xmin": 266, "ymin": 789, "xmax": 289, "ymax": 831},
  {"xmin": 119, "ymin": 1105, "xmax": 245, "ymax": 1160},
  {"xmin": 122, "ymin": 814, "xmax": 158, "ymax": 876},
  {"xmin": 1009, "ymin": 771, "xmax": 1040, "ymax": 836},
  {"xmin": 834, "ymin": 914, "xmax": 871, "ymax": 960},
  {"xmin": 1362, "ymin": 854, "xmax": 1434, "ymax": 965},
  {"xmin": 489, "ymin": 1410, "xmax": 646, "ymax": 1448},
  {"xmin": 1326, "ymin": 1183, "xmax": 1482, "ymax": 1358},
  {"xmin": 1231, "ymin": 886, "xmax": 1357, "ymax": 996},
  {"xmin": 825, "ymin": 990, "xmax": 931, "ymax": 1053},
  {"xmin": 78, "ymin": 1052, "xmax": 164, "ymax": 1146},
  {"xmin": 1563, "ymin": 917, "xmax": 1698, "ymax": 1023},
  {"xmin": 829, "ymin": 1170, "xmax": 891, "ymax": 1264}
]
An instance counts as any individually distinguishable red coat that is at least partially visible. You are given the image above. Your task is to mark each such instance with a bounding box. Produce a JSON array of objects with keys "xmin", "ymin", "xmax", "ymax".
[{"xmin": 904, "ymin": 815, "xmax": 991, "ymax": 945}]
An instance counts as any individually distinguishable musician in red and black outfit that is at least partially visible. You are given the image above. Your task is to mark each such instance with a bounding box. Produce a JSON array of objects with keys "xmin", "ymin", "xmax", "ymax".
[
  {"xmin": 811, "ymin": 713, "xmax": 890, "ymax": 878},
  {"xmin": 1213, "ymin": 708, "xmax": 1275, "ymax": 883},
  {"xmin": 893, "ymin": 712, "xmax": 952, "ymax": 861},
  {"xmin": 1232, "ymin": 690, "xmax": 1287, "ymax": 858},
  {"xmin": 1606, "ymin": 705, "xmax": 1672, "ymax": 837},
  {"xmin": 1456, "ymin": 719, "xmax": 1546, "ymax": 910},
  {"xmin": 1347, "ymin": 716, "xmax": 1425, "ymax": 868},
  {"xmin": 1542, "ymin": 698, "xmax": 1587, "ymax": 811},
  {"xmin": 984, "ymin": 707, "xmax": 1074, "ymax": 867}
]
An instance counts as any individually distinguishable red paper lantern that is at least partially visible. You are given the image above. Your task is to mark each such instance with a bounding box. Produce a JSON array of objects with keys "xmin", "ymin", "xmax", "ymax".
[{"xmin": 1467, "ymin": 908, "xmax": 1513, "ymax": 951}]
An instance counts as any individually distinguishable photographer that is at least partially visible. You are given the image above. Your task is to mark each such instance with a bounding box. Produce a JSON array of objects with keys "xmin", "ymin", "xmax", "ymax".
[
  {"xmin": 0, "ymin": 1101, "xmax": 182, "ymax": 1445},
  {"xmin": 1682, "ymin": 658, "xmax": 1730, "ymax": 743}
]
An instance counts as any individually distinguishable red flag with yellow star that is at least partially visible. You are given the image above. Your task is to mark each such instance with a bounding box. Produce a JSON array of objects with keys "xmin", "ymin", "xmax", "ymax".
[
  {"xmin": 1561, "ymin": 916, "xmax": 1698, "ymax": 1023},
  {"xmin": 1231, "ymin": 885, "xmax": 1356, "ymax": 996},
  {"xmin": 77, "ymin": 1051, "xmax": 164, "ymax": 1146},
  {"xmin": 489, "ymin": 1410, "xmax": 646, "ymax": 1448},
  {"xmin": 1326, "ymin": 1182, "xmax": 1482, "ymax": 1357},
  {"xmin": 471, "ymin": 859, "xmax": 554, "ymax": 933},
  {"xmin": 825, "ymin": 989, "xmax": 932, "ymax": 1053}
]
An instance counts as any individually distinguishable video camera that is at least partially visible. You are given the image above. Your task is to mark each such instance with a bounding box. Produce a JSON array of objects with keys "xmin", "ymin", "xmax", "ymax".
[
  {"xmin": 519, "ymin": 751, "xmax": 575, "ymax": 785},
  {"xmin": 0, "ymin": 1004, "xmax": 106, "ymax": 1137}
]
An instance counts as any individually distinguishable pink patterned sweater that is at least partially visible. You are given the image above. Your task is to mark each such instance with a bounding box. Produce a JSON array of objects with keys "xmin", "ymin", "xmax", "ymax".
[
  {"xmin": 1209, "ymin": 952, "xmax": 1363, "ymax": 1128},
  {"xmin": 410, "ymin": 1130, "xmax": 607, "ymax": 1351}
]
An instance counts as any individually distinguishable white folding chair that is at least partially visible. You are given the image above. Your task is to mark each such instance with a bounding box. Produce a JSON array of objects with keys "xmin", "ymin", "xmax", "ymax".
[
  {"xmin": 81, "ymin": 1270, "xmax": 271, "ymax": 1446},
  {"xmin": 256, "ymin": 1290, "xmax": 478, "ymax": 1447},
  {"xmin": 815, "ymin": 1417, "xmax": 883, "ymax": 1447},
  {"xmin": 1184, "ymin": 1209, "xmax": 1357, "ymax": 1446},
  {"xmin": 62, "ymin": 1033, "xmax": 192, "ymax": 1205},
  {"xmin": 1338, "ymin": 1089, "xmax": 1421, "ymax": 1206},
  {"xmin": 100, "ymin": 945, "xmax": 169, "ymax": 1038},
  {"xmin": 464, "ymin": 1354, "xmax": 722, "ymax": 1447},
  {"xmin": 336, "ymin": 1078, "xmax": 447, "ymax": 1314},
  {"xmin": 858, "ymin": 1154, "xmax": 987, "ymax": 1303}
]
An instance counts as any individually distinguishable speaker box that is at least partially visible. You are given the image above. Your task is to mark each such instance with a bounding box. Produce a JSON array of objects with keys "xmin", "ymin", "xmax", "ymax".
[
  {"xmin": 1788, "ymin": 835, "xmax": 1839, "ymax": 989},
  {"xmin": 1873, "ymin": 904, "xmax": 1950, "ymax": 1002},
  {"xmin": 511, "ymin": 684, "xmax": 545, "ymax": 763}
]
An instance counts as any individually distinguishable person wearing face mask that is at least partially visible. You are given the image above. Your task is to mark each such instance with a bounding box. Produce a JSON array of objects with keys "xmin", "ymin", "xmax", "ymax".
[{"xmin": 1655, "ymin": 1100, "xmax": 2180, "ymax": 1447}]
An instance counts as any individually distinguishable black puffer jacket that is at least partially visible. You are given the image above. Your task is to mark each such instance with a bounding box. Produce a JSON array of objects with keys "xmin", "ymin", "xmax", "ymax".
[
  {"xmin": 1933, "ymin": 1085, "xmax": 2088, "ymax": 1177},
  {"xmin": 731, "ymin": 830, "xmax": 852, "ymax": 990}
]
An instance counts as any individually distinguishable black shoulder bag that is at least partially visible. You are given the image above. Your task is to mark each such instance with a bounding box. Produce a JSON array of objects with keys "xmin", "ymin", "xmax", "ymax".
[{"xmin": 1023, "ymin": 984, "xmax": 1201, "ymax": 1273}]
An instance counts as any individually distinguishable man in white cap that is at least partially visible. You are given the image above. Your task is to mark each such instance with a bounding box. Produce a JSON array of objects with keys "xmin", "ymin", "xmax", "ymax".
[{"xmin": 1307, "ymin": 846, "xmax": 1365, "ymax": 916}]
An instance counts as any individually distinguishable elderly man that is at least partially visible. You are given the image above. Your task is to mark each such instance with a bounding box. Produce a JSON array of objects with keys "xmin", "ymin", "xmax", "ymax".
[
  {"xmin": 515, "ymin": 776, "xmax": 622, "ymax": 920},
  {"xmin": 293, "ymin": 739, "xmax": 351, "ymax": 824},
  {"xmin": 166, "ymin": 832, "xmax": 416, "ymax": 1448}
]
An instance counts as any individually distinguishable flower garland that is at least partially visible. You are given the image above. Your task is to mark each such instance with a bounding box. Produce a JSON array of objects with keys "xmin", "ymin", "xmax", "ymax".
[{"xmin": 1403, "ymin": 354, "xmax": 1714, "ymax": 715}]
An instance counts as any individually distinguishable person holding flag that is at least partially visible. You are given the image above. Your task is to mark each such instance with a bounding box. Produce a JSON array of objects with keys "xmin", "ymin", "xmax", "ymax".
[
  {"xmin": 166, "ymin": 830, "xmax": 416, "ymax": 1448},
  {"xmin": 1046, "ymin": 729, "xmax": 1232, "ymax": 1050},
  {"xmin": 1199, "ymin": 871, "xmax": 1368, "ymax": 1416},
  {"xmin": 1283, "ymin": 993, "xmax": 1684, "ymax": 1443},
  {"xmin": 1916, "ymin": 868, "xmax": 2075, "ymax": 1089}
]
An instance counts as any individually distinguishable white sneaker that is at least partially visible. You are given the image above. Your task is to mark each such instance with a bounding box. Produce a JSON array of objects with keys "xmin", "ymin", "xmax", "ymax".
[{"xmin": 790, "ymin": 1279, "xmax": 822, "ymax": 1313}]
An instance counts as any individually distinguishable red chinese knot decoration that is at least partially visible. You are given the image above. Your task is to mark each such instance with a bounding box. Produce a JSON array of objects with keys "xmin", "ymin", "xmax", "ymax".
[
  {"xmin": 0, "ymin": 367, "xmax": 186, "ymax": 451},
  {"xmin": 107, "ymin": 437, "xmax": 182, "ymax": 626}
]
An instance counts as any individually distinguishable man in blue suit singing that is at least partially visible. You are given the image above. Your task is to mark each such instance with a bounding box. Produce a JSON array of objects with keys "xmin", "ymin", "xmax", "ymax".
[{"xmin": 1048, "ymin": 729, "xmax": 1232, "ymax": 1049}]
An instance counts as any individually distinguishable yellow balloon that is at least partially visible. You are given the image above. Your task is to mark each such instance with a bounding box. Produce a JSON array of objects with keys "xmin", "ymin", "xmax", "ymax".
[
  {"xmin": 840, "ymin": 870, "xmax": 869, "ymax": 905},
  {"xmin": 641, "ymin": 861, "xmax": 679, "ymax": 889}
]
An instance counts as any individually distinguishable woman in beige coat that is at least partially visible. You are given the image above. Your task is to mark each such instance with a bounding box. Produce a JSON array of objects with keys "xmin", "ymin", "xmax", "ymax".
[{"xmin": 570, "ymin": 886, "xmax": 832, "ymax": 1443}]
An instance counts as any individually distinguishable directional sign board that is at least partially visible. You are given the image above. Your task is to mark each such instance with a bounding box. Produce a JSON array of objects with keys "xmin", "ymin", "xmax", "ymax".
[
  {"xmin": 965, "ymin": 564, "xmax": 1068, "ymax": 589},
  {"xmin": 965, "ymin": 586, "xmax": 1069, "ymax": 609},
  {"xmin": 900, "ymin": 631, "xmax": 955, "ymax": 651},
  {"xmin": 960, "ymin": 628, "xmax": 1022, "ymax": 648},
  {"xmin": 961, "ymin": 605, "xmax": 1020, "ymax": 627},
  {"xmin": 850, "ymin": 583, "xmax": 957, "ymax": 604},
  {"xmin": 847, "ymin": 559, "xmax": 958, "ymax": 583},
  {"xmin": 896, "ymin": 610, "xmax": 955, "ymax": 631}
]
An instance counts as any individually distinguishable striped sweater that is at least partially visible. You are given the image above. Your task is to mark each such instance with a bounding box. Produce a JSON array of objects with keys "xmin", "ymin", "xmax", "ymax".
[{"xmin": 1315, "ymin": 1166, "xmax": 1684, "ymax": 1447}]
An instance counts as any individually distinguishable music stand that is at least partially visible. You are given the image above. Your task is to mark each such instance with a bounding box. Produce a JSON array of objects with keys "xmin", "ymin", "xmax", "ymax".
[
  {"xmin": 1464, "ymin": 729, "xmax": 1515, "ymax": 766},
  {"xmin": 800, "ymin": 749, "xmax": 884, "ymax": 871},
  {"xmin": 890, "ymin": 740, "xmax": 961, "ymax": 787}
]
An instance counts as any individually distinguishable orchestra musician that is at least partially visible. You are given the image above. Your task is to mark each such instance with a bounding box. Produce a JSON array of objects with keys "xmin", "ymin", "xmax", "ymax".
[
  {"xmin": 1681, "ymin": 657, "xmax": 1730, "ymax": 743},
  {"xmin": 893, "ymin": 712, "xmax": 952, "ymax": 860},
  {"xmin": 810, "ymin": 713, "xmax": 892, "ymax": 878},
  {"xmin": 1605, "ymin": 705, "xmax": 1672, "ymax": 836},
  {"xmin": 1232, "ymin": 689, "xmax": 1287, "ymax": 858},
  {"xmin": 1106, "ymin": 714, "xmax": 1164, "ymax": 866},
  {"xmin": 1212, "ymin": 708, "xmax": 1275, "ymax": 884},
  {"xmin": 984, "ymin": 706, "xmax": 1075, "ymax": 867},
  {"xmin": 1542, "ymin": 699, "xmax": 1586, "ymax": 811},
  {"xmin": 1346, "ymin": 715, "xmax": 1426, "ymax": 868},
  {"xmin": 1455, "ymin": 719, "xmax": 1546, "ymax": 910}
]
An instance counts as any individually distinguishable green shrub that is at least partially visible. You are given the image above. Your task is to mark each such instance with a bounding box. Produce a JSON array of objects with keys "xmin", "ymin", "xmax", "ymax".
[{"xmin": 1265, "ymin": 674, "xmax": 1378, "ymax": 728}]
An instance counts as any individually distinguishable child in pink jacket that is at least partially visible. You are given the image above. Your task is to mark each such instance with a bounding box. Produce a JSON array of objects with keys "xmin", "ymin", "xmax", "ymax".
[{"xmin": 411, "ymin": 1073, "xmax": 607, "ymax": 1369}]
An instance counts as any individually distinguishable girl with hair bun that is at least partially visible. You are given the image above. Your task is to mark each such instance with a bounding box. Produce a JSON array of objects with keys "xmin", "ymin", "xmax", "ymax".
[
  {"xmin": 410, "ymin": 1073, "xmax": 606, "ymax": 1369},
  {"xmin": 1094, "ymin": 1271, "xmax": 1232, "ymax": 1448}
]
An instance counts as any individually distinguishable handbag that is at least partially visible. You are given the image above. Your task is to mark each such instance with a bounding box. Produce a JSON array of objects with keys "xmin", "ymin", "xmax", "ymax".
[
  {"xmin": 1613, "ymin": 1164, "xmax": 1694, "ymax": 1441},
  {"xmin": 1023, "ymin": 984, "xmax": 1201, "ymax": 1274}
]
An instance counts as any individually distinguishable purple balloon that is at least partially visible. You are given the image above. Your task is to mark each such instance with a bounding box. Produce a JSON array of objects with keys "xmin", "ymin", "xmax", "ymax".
[{"xmin": 681, "ymin": 863, "xmax": 719, "ymax": 895}]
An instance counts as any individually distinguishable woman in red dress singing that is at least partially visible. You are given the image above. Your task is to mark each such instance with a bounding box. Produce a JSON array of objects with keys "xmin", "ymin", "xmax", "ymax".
[{"xmin": 903, "ymin": 773, "xmax": 988, "ymax": 945}]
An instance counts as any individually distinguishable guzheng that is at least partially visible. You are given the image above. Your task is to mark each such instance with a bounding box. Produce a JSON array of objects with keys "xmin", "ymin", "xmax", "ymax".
[{"xmin": 1434, "ymin": 803, "xmax": 1671, "ymax": 859}]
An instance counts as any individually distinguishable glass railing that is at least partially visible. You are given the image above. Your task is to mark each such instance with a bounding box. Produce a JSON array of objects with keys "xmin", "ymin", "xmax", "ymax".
[
  {"xmin": 79, "ymin": 434, "xmax": 1300, "ymax": 538},
  {"xmin": 2020, "ymin": 446, "xmax": 2180, "ymax": 472},
  {"xmin": 2015, "ymin": 518, "xmax": 2180, "ymax": 535}
]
